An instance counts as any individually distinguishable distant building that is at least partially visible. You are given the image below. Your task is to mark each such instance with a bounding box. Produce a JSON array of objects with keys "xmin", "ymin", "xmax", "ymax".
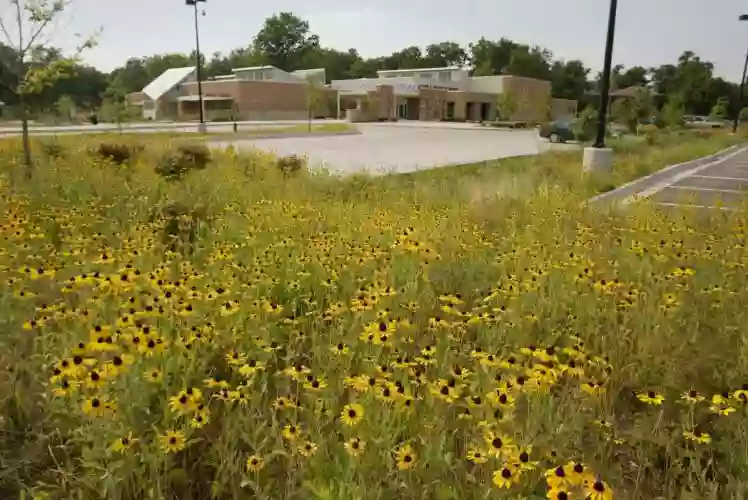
[
  {"xmin": 128, "ymin": 64, "xmax": 577, "ymax": 123},
  {"xmin": 332, "ymin": 67, "xmax": 577, "ymax": 122},
  {"xmin": 127, "ymin": 65, "xmax": 334, "ymax": 121}
]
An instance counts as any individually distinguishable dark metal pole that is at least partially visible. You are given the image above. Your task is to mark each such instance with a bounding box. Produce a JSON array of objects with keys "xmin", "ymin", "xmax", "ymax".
[
  {"xmin": 193, "ymin": 0, "xmax": 205, "ymax": 126},
  {"xmin": 594, "ymin": 0, "xmax": 618, "ymax": 148},
  {"xmin": 733, "ymin": 49, "xmax": 747, "ymax": 133}
]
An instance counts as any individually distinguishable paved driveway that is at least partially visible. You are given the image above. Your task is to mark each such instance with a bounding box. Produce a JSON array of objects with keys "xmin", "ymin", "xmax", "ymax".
[{"xmin": 215, "ymin": 123, "xmax": 575, "ymax": 174}]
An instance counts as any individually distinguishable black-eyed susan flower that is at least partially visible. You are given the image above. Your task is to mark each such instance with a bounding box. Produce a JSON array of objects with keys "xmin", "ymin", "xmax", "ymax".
[
  {"xmin": 159, "ymin": 429, "xmax": 186, "ymax": 454},
  {"xmin": 246, "ymin": 454, "xmax": 264, "ymax": 472},
  {"xmin": 466, "ymin": 445, "xmax": 489, "ymax": 464},
  {"xmin": 109, "ymin": 432, "xmax": 137, "ymax": 453},
  {"xmin": 492, "ymin": 466, "xmax": 520, "ymax": 489},
  {"xmin": 145, "ymin": 369, "xmax": 163, "ymax": 383},
  {"xmin": 341, "ymin": 403, "xmax": 364, "ymax": 427},
  {"xmin": 82, "ymin": 396, "xmax": 114, "ymax": 418},
  {"xmin": 585, "ymin": 479, "xmax": 614, "ymax": 500},
  {"xmin": 330, "ymin": 342, "xmax": 349, "ymax": 355},
  {"xmin": 344, "ymin": 437, "xmax": 365, "ymax": 457},
  {"xmin": 190, "ymin": 410, "xmax": 211, "ymax": 429},
  {"xmin": 709, "ymin": 394, "xmax": 736, "ymax": 416},
  {"xmin": 297, "ymin": 440, "xmax": 317, "ymax": 458},
  {"xmin": 681, "ymin": 389, "xmax": 705, "ymax": 404},
  {"xmin": 636, "ymin": 390, "xmax": 665, "ymax": 406},
  {"xmin": 683, "ymin": 429, "xmax": 712, "ymax": 444},
  {"xmin": 394, "ymin": 443, "xmax": 416, "ymax": 470},
  {"xmin": 282, "ymin": 424, "xmax": 301, "ymax": 441}
]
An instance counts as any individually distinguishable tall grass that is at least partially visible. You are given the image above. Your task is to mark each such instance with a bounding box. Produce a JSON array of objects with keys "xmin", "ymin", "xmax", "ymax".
[{"xmin": 0, "ymin": 131, "xmax": 747, "ymax": 500}]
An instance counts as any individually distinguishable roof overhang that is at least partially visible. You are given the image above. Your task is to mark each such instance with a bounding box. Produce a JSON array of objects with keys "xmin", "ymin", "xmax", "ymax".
[{"xmin": 176, "ymin": 95, "xmax": 234, "ymax": 102}]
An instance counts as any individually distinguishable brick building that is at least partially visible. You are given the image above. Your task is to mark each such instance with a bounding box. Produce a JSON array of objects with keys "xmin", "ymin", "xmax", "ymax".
[
  {"xmin": 332, "ymin": 67, "xmax": 576, "ymax": 123},
  {"xmin": 128, "ymin": 65, "xmax": 577, "ymax": 123}
]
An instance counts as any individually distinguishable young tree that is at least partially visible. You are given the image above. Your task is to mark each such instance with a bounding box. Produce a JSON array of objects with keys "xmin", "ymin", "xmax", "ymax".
[
  {"xmin": 496, "ymin": 90, "xmax": 518, "ymax": 121},
  {"xmin": 661, "ymin": 94, "xmax": 686, "ymax": 128},
  {"xmin": 0, "ymin": 0, "xmax": 96, "ymax": 172},
  {"xmin": 54, "ymin": 93, "xmax": 75, "ymax": 122},
  {"xmin": 305, "ymin": 76, "xmax": 322, "ymax": 132},
  {"xmin": 709, "ymin": 97, "xmax": 729, "ymax": 121}
]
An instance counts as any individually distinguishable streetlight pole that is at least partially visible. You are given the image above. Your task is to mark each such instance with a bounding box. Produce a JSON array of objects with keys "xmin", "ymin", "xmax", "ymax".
[
  {"xmin": 732, "ymin": 14, "xmax": 748, "ymax": 134},
  {"xmin": 187, "ymin": 0, "xmax": 206, "ymax": 132},
  {"xmin": 583, "ymin": 0, "xmax": 618, "ymax": 173},
  {"xmin": 594, "ymin": 0, "xmax": 619, "ymax": 148}
]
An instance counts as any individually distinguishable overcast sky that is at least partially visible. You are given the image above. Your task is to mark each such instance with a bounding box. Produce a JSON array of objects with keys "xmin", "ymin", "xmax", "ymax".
[{"xmin": 20, "ymin": 0, "xmax": 748, "ymax": 81}]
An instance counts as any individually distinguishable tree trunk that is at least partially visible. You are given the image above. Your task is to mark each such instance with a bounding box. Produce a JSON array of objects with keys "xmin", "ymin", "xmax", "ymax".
[{"xmin": 20, "ymin": 93, "xmax": 32, "ymax": 177}]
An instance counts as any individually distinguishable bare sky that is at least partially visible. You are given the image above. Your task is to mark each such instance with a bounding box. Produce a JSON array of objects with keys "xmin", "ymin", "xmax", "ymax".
[{"xmin": 29, "ymin": 0, "xmax": 748, "ymax": 81}]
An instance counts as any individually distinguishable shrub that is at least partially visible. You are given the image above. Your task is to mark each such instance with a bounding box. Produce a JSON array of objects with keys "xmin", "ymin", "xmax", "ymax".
[
  {"xmin": 150, "ymin": 201, "xmax": 208, "ymax": 254},
  {"xmin": 276, "ymin": 154, "xmax": 306, "ymax": 175},
  {"xmin": 95, "ymin": 142, "xmax": 139, "ymax": 165},
  {"xmin": 176, "ymin": 143, "xmax": 211, "ymax": 170},
  {"xmin": 40, "ymin": 140, "xmax": 66, "ymax": 159},
  {"xmin": 155, "ymin": 143, "xmax": 212, "ymax": 181},
  {"xmin": 638, "ymin": 124, "xmax": 661, "ymax": 145}
]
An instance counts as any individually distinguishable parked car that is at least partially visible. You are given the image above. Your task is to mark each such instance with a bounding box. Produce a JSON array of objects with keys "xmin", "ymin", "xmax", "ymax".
[
  {"xmin": 684, "ymin": 115, "xmax": 726, "ymax": 129},
  {"xmin": 539, "ymin": 120, "xmax": 576, "ymax": 143},
  {"xmin": 539, "ymin": 119, "xmax": 622, "ymax": 143}
]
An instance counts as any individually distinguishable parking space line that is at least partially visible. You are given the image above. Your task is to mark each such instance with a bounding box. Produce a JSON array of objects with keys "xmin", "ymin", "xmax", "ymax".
[
  {"xmin": 666, "ymin": 185, "xmax": 745, "ymax": 194},
  {"xmin": 619, "ymin": 147, "xmax": 748, "ymax": 204},
  {"xmin": 690, "ymin": 174, "xmax": 748, "ymax": 181},
  {"xmin": 654, "ymin": 202, "xmax": 737, "ymax": 211}
]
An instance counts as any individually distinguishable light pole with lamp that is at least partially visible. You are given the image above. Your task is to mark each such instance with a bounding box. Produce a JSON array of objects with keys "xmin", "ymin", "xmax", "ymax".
[
  {"xmin": 583, "ymin": 0, "xmax": 618, "ymax": 173},
  {"xmin": 186, "ymin": 0, "xmax": 206, "ymax": 133},
  {"xmin": 732, "ymin": 14, "xmax": 748, "ymax": 134}
]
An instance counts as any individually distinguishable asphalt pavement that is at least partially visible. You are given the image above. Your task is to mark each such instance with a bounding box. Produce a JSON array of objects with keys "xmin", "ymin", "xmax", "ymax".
[{"xmin": 647, "ymin": 147, "xmax": 748, "ymax": 211}]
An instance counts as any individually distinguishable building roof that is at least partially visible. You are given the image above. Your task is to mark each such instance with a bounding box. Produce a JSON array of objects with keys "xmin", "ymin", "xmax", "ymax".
[
  {"xmin": 377, "ymin": 66, "xmax": 462, "ymax": 75},
  {"xmin": 142, "ymin": 66, "xmax": 196, "ymax": 101},
  {"xmin": 232, "ymin": 65, "xmax": 278, "ymax": 72}
]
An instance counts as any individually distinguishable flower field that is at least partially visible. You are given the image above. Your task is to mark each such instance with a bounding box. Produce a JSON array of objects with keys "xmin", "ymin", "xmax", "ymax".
[{"xmin": 1, "ymin": 135, "xmax": 747, "ymax": 499}]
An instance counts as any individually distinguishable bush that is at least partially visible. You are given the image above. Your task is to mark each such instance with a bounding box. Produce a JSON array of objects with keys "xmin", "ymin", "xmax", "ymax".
[
  {"xmin": 276, "ymin": 154, "xmax": 306, "ymax": 175},
  {"xmin": 638, "ymin": 124, "xmax": 661, "ymax": 145},
  {"xmin": 155, "ymin": 143, "xmax": 212, "ymax": 181},
  {"xmin": 150, "ymin": 201, "xmax": 208, "ymax": 254},
  {"xmin": 95, "ymin": 142, "xmax": 139, "ymax": 165},
  {"xmin": 40, "ymin": 140, "xmax": 66, "ymax": 159},
  {"xmin": 176, "ymin": 143, "xmax": 211, "ymax": 170}
]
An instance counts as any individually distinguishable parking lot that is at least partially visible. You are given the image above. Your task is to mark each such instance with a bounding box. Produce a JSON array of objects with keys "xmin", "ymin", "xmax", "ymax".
[
  {"xmin": 650, "ymin": 148, "xmax": 748, "ymax": 211},
  {"xmin": 216, "ymin": 123, "xmax": 577, "ymax": 174}
]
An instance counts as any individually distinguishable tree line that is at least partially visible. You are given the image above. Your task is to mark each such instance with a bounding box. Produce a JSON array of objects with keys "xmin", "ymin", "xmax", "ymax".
[{"xmin": 0, "ymin": 11, "xmax": 742, "ymax": 121}]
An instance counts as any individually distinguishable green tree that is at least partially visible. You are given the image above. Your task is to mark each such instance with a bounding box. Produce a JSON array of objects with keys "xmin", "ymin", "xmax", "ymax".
[
  {"xmin": 54, "ymin": 93, "xmax": 75, "ymax": 122},
  {"xmin": 423, "ymin": 41, "xmax": 467, "ymax": 68},
  {"xmin": 0, "ymin": 0, "xmax": 96, "ymax": 171},
  {"xmin": 661, "ymin": 94, "xmax": 685, "ymax": 128},
  {"xmin": 496, "ymin": 90, "xmax": 518, "ymax": 121},
  {"xmin": 305, "ymin": 76, "xmax": 323, "ymax": 131},
  {"xmin": 550, "ymin": 60, "xmax": 589, "ymax": 100},
  {"xmin": 253, "ymin": 12, "xmax": 319, "ymax": 71},
  {"xmin": 614, "ymin": 66, "xmax": 648, "ymax": 89},
  {"xmin": 709, "ymin": 97, "xmax": 729, "ymax": 120},
  {"xmin": 468, "ymin": 37, "xmax": 516, "ymax": 76},
  {"xmin": 505, "ymin": 44, "xmax": 552, "ymax": 80}
]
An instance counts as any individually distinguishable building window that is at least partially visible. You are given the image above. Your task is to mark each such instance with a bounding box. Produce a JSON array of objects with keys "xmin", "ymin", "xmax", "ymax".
[
  {"xmin": 439, "ymin": 72, "xmax": 450, "ymax": 82},
  {"xmin": 143, "ymin": 100, "xmax": 155, "ymax": 110}
]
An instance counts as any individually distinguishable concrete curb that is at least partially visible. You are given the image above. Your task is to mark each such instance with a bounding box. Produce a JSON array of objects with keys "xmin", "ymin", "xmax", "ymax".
[{"xmin": 589, "ymin": 143, "xmax": 748, "ymax": 205}]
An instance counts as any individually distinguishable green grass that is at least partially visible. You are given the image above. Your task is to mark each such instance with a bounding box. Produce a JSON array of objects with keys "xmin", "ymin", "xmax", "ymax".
[
  {"xmin": 0, "ymin": 131, "xmax": 748, "ymax": 499},
  {"xmin": 391, "ymin": 129, "xmax": 744, "ymax": 200}
]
